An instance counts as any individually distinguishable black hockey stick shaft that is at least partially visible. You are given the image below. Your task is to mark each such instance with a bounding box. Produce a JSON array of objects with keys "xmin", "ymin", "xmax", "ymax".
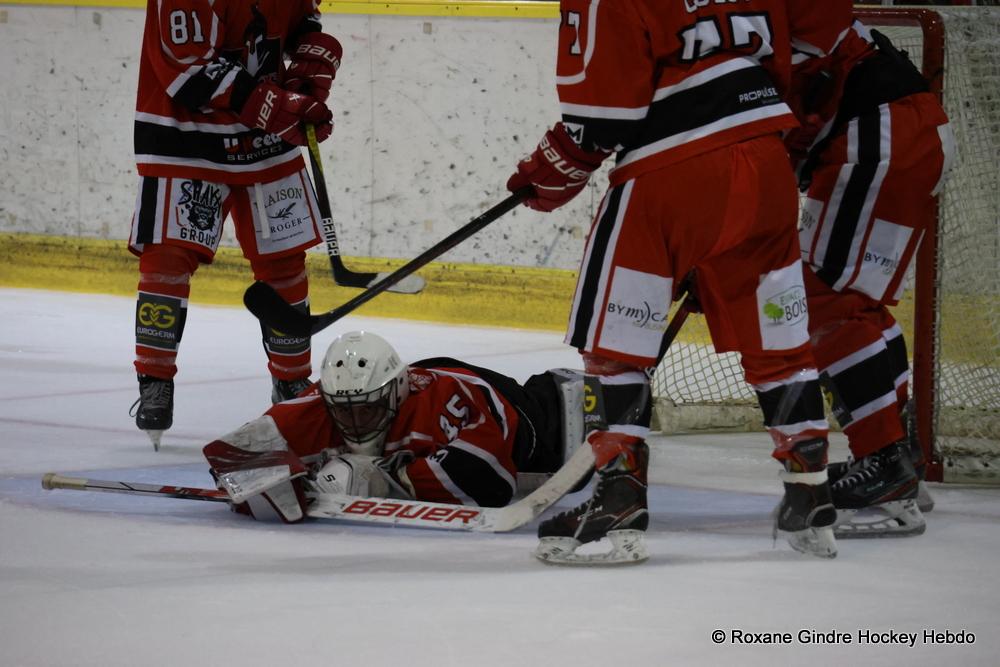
[
  {"xmin": 244, "ymin": 187, "xmax": 533, "ymax": 337},
  {"xmin": 306, "ymin": 125, "xmax": 379, "ymax": 288},
  {"xmin": 41, "ymin": 473, "xmax": 229, "ymax": 502}
]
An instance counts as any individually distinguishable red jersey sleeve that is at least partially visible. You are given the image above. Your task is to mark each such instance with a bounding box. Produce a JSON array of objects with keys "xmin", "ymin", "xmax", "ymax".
[
  {"xmin": 555, "ymin": 0, "xmax": 653, "ymax": 153},
  {"xmin": 385, "ymin": 369, "xmax": 520, "ymax": 507},
  {"xmin": 145, "ymin": 0, "xmax": 257, "ymax": 112}
]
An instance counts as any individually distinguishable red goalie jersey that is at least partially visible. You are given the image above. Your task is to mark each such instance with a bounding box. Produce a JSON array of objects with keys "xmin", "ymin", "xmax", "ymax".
[
  {"xmin": 135, "ymin": 0, "xmax": 323, "ymax": 184},
  {"xmin": 555, "ymin": 0, "xmax": 797, "ymax": 186},
  {"xmin": 265, "ymin": 364, "xmax": 524, "ymax": 507}
]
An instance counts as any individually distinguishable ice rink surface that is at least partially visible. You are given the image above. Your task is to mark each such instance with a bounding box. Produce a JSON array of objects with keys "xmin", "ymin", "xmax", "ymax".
[{"xmin": 1, "ymin": 288, "xmax": 998, "ymax": 666}]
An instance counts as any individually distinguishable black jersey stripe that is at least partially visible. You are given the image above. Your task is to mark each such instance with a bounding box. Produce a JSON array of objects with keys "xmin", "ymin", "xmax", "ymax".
[{"xmin": 568, "ymin": 184, "xmax": 625, "ymax": 350}]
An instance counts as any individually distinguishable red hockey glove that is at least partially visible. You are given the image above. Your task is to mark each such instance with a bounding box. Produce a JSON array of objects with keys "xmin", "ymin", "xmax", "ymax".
[
  {"xmin": 285, "ymin": 32, "xmax": 343, "ymax": 104},
  {"xmin": 507, "ymin": 123, "xmax": 608, "ymax": 212},
  {"xmin": 238, "ymin": 82, "xmax": 332, "ymax": 146}
]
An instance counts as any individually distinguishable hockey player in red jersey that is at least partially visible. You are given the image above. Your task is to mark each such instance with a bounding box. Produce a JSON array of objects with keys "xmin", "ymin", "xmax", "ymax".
[
  {"xmin": 202, "ymin": 331, "xmax": 577, "ymax": 522},
  {"xmin": 507, "ymin": 0, "xmax": 837, "ymax": 564},
  {"xmin": 128, "ymin": 1, "xmax": 343, "ymax": 449},
  {"xmin": 783, "ymin": 2, "xmax": 953, "ymax": 537}
]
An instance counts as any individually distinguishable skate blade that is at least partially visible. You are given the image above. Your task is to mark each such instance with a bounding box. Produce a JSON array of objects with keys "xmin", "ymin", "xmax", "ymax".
[
  {"xmin": 534, "ymin": 530, "xmax": 649, "ymax": 566},
  {"xmin": 782, "ymin": 526, "xmax": 837, "ymax": 559},
  {"xmin": 144, "ymin": 430, "xmax": 164, "ymax": 452},
  {"xmin": 835, "ymin": 499, "xmax": 926, "ymax": 539},
  {"xmin": 917, "ymin": 481, "xmax": 935, "ymax": 513},
  {"xmin": 374, "ymin": 272, "xmax": 426, "ymax": 295}
]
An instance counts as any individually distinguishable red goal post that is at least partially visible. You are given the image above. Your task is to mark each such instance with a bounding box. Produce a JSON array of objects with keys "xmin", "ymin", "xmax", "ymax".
[{"xmin": 649, "ymin": 5, "xmax": 1000, "ymax": 484}]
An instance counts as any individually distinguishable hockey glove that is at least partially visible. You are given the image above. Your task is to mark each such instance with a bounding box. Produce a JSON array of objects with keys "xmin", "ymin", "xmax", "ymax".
[
  {"xmin": 238, "ymin": 82, "xmax": 332, "ymax": 146},
  {"xmin": 305, "ymin": 452, "xmax": 414, "ymax": 500},
  {"xmin": 204, "ymin": 440, "xmax": 310, "ymax": 522},
  {"xmin": 507, "ymin": 123, "xmax": 608, "ymax": 212},
  {"xmin": 285, "ymin": 32, "xmax": 343, "ymax": 104}
]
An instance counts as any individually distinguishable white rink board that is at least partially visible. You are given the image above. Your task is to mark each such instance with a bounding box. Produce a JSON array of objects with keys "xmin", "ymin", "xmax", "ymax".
[{"xmin": 0, "ymin": 5, "xmax": 602, "ymax": 269}]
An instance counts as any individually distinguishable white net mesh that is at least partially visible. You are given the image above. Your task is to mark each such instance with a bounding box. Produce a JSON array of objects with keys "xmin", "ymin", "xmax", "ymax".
[{"xmin": 650, "ymin": 7, "xmax": 1000, "ymax": 483}]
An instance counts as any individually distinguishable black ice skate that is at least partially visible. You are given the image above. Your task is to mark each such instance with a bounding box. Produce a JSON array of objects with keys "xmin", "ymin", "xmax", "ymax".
[
  {"xmin": 271, "ymin": 376, "xmax": 312, "ymax": 404},
  {"xmin": 830, "ymin": 441, "xmax": 925, "ymax": 538},
  {"xmin": 534, "ymin": 442, "xmax": 649, "ymax": 566},
  {"xmin": 773, "ymin": 438, "xmax": 837, "ymax": 558},
  {"xmin": 130, "ymin": 374, "xmax": 174, "ymax": 451},
  {"xmin": 829, "ymin": 448, "xmax": 934, "ymax": 514}
]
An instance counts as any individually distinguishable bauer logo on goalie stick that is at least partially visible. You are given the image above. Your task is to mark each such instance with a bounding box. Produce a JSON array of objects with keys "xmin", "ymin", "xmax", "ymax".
[{"xmin": 342, "ymin": 499, "xmax": 482, "ymax": 524}]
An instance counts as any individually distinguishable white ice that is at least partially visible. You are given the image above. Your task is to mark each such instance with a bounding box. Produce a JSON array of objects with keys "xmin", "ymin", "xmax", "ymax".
[{"xmin": 1, "ymin": 288, "xmax": 998, "ymax": 667}]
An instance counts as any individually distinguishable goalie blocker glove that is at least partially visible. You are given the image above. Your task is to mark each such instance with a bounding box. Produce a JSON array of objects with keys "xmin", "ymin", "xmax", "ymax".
[
  {"xmin": 284, "ymin": 32, "xmax": 343, "ymax": 103},
  {"xmin": 237, "ymin": 82, "xmax": 332, "ymax": 147},
  {"xmin": 507, "ymin": 123, "xmax": 609, "ymax": 212}
]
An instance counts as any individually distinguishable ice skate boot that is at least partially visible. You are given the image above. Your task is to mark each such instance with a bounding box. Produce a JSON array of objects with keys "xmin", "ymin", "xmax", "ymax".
[
  {"xmin": 535, "ymin": 442, "xmax": 649, "ymax": 566},
  {"xmin": 831, "ymin": 441, "xmax": 924, "ymax": 538},
  {"xmin": 271, "ymin": 376, "xmax": 313, "ymax": 404},
  {"xmin": 773, "ymin": 438, "xmax": 837, "ymax": 558},
  {"xmin": 829, "ymin": 450, "xmax": 933, "ymax": 514},
  {"xmin": 130, "ymin": 374, "xmax": 174, "ymax": 451}
]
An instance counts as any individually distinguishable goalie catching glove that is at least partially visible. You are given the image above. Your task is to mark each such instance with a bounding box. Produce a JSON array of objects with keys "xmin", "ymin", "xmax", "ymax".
[
  {"xmin": 507, "ymin": 123, "xmax": 609, "ymax": 212},
  {"xmin": 304, "ymin": 451, "xmax": 415, "ymax": 501},
  {"xmin": 284, "ymin": 32, "xmax": 343, "ymax": 103}
]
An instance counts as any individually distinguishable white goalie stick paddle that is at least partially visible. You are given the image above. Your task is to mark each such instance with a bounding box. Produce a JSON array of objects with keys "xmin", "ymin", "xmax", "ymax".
[
  {"xmin": 39, "ymin": 444, "xmax": 594, "ymax": 533},
  {"xmin": 307, "ymin": 444, "xmax": 594, "ymax": 531},
  {"xmin": 305, "ymin": 125, "xmax": 425, "ymax": 294}
]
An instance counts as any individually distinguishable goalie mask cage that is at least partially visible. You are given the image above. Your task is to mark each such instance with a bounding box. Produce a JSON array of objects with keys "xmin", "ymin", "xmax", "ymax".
[{"xmin": 650, "ymin": 6, "xmax": 1000, "ymax": 484}]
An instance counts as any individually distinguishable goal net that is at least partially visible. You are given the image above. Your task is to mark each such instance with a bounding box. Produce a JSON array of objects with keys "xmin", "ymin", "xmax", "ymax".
[{"xmin": 650, "ymin": 6, "xmax": 1000, "ymax": 484}]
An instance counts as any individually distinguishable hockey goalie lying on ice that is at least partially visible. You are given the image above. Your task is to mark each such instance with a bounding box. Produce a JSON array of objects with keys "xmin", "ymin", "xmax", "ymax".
[{"xmin": 202, "ymin": 331, "xmax": 621, "ymax": 539}]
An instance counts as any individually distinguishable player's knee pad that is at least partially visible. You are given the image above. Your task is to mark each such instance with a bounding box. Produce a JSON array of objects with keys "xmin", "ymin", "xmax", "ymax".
[
  {"xmin": 251, "ymin": 253, "xmax": 311, "ymax": 364},
  {"xmin": 250, "ymin": 251, "xmax": 307, "ymax": 289},
  {"xmin": 138, "ymin": 243, "xmax": 201, "ymax": 282}
]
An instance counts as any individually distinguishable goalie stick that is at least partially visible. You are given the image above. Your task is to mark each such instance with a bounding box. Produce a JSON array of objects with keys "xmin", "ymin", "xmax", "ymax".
[
  {"xmin": 244, "ymin": 186, "xmax": 533, "ymax": 337},
  {"xmin": 305, "ymin": 125, "xmax": 425, "ymax": 295},
  {"xmin": 40, "ymin": 444, "xmax": 594, "ymax": 532}
]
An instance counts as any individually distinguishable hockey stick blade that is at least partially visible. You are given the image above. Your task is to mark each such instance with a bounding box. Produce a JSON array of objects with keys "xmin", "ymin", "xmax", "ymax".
[
  {"xmin": 307, "ymin": 441, "xmax": 595, "ymax": 531},
  {"xmin": 244, "ymin": 187, "xmax": 532, "ymax": 337},
  {"xmin": 244, "ymin": 281, "xmax": 314, "ymax": 337},
  {"xmin": 307, "ymin": 125, "xmax": 426, "ymax": 295}
]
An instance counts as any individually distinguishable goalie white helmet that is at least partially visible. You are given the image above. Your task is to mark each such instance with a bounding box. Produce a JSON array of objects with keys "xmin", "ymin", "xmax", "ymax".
[{"xmin": 320, "ymin": 331, "xmax": 410, "ymax": 456}]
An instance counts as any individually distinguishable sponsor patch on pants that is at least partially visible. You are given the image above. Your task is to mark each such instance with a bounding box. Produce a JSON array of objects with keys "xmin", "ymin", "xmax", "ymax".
[
  {"xmin": 757, "ymin": 262, "xmax": 809, "ymax": 351},
  {"xmin": 599, "ymin": 267, "xmax": 671, "ymax": 359}
]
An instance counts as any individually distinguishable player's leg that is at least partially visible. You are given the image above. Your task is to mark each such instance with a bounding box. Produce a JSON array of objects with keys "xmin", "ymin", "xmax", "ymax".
[
  {"xmin": 697, "ymin": 135, "xmax": 836, "ymax": 557},
  {"xmin": 128, "ymin": 176, "xmax": 227, "ymax": 447},
  {"xmin": 805, "ymin": 272, "xmax": 923, "ymax": 536},
  {"xmin": 535, "ymin": 176, "xmax": 677, "ymax": 565},
  {"xmin": 232, "ymin": 168, "xmax": 323, "ymax": 403},
  {"xmin": 797, "ymin": 95, "xmax": 952, "ymax": 533},
  {"xmin": 535, "ymin": 354, "xmax": 652, "ymax": 565}
]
